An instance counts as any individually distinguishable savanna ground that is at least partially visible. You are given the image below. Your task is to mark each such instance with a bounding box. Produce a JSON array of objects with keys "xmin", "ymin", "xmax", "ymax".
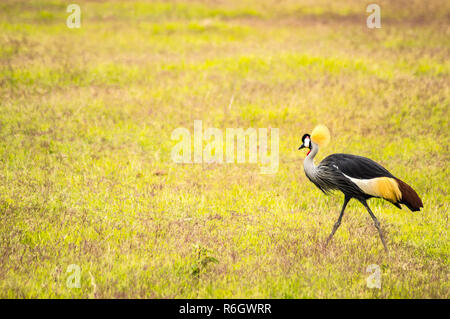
[{"xmin": 0, "ymin": 0, "xmax": 449, "ymax": 298}]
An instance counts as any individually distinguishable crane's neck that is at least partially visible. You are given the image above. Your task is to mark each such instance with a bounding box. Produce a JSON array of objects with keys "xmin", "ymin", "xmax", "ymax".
[{"xmin": 304, "ymin": 141, "xmax": 319, "ymax": 178}]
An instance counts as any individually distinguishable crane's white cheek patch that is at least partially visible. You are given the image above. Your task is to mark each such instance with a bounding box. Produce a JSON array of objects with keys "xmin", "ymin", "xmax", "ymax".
[{"xmin": 304, "ymin": 138, "xmax": 310, "ymax": 148}]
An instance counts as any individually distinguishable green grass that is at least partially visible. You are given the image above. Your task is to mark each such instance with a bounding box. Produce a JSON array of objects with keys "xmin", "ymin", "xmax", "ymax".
[{"xmin": 0, "ymin": 0, "xmax": 448, "ymax": 298}]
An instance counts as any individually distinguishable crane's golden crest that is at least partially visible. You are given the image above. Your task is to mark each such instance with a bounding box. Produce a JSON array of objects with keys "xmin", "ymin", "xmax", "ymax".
[{"xmin": 311, "ymin": 125, "xmax": 330, "ymax": 147}]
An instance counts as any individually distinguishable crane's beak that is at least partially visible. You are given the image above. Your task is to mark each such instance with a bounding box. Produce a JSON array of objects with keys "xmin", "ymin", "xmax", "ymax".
[{"xmin": 298, "ymin": 144, "xmax": 305, "ymax": 150}]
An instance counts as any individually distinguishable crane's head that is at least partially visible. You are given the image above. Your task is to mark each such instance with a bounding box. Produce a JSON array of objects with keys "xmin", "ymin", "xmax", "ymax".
[
  {"xmin": 298, "ymin": 125, "xmax": 330, "ymax": 155},
  {"xmin": 298, "ymin": 133, "xmax": 311, "ymax": 151}
]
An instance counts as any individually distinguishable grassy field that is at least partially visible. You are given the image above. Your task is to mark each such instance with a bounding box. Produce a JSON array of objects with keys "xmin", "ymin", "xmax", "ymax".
[{"xmin": 0, "ymin": 0, "xmax": 448, "ymax": 298}]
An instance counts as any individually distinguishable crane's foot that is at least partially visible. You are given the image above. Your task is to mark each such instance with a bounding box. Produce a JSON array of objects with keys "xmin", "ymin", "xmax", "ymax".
[
  {"xmin": 374, "ymin": 220, "xmax": 389, "ymax": 254},
  {"xmin": 325, "ymin": 223, "xmax": 340, "ymax": 247},
  {"xmin": 324, "ymin": 196, "xmax": 350, "ymax": 250},
  {"xmin": 361, "ymin": 200, "xmax": 390, "ymax": 254}
]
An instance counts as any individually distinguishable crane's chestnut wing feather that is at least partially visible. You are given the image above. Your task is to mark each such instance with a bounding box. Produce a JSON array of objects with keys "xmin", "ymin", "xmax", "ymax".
[{"xmin": 317, "ymin": 153, "xmax": 423, "ymax": 211}]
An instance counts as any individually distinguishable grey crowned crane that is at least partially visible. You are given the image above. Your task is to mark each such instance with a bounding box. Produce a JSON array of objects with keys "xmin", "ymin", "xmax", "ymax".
[{"xmin": 298, "ymin": 125, "xmax": 423, "ymax": 253}]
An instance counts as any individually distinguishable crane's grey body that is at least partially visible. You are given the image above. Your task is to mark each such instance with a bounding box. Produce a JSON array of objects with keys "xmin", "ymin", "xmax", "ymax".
[
  {"xmin": 299, "ymin": 130, "xmax": 422, "ymax": 253},
  {"xmin": 303, "ymin": 141, "xmax": 393, "ymax": 201},
  {"xmin": 302, "ymin": 140, "xmax": 391, "ymax": 252}
]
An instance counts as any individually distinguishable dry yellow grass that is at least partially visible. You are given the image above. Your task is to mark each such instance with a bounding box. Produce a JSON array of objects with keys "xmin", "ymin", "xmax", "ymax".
[{"xmin": 0, "ymin": 0, "xmax": 448, "ymax": 298}]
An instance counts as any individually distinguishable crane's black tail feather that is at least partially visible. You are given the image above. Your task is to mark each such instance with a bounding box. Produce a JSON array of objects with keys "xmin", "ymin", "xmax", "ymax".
[{"xmin": 395, "ymin": 178, "xmax": 423, "ymax": 212}]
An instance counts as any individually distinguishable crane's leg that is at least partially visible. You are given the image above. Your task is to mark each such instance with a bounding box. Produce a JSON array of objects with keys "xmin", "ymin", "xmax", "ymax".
[
  {"xmin": 325, "ymin": 195, "xmax": 351, "ymax": 247},
  {"xmin": 360, "ymin": 200, "xmax": 389, "ymax": 254}
]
